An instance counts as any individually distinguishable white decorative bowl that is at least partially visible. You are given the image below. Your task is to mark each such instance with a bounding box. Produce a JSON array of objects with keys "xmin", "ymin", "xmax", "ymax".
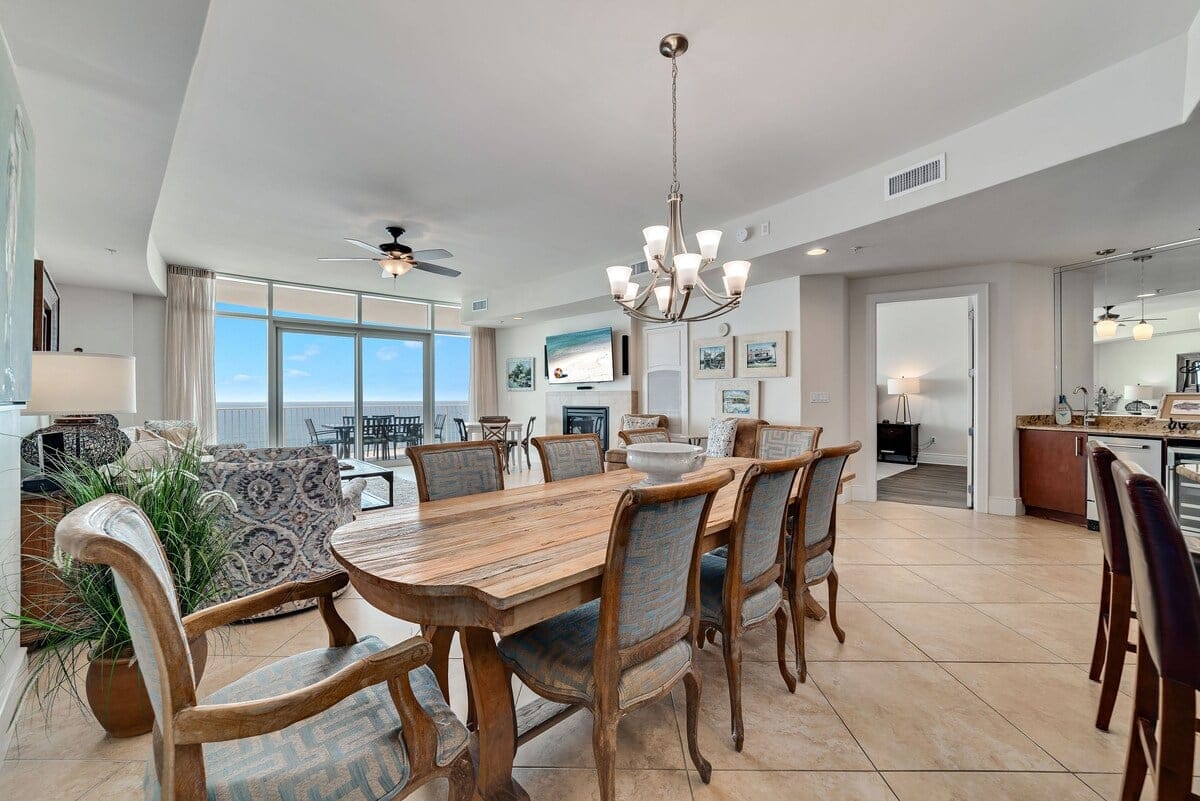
[{"xmin": 625, "ymin": 442, "xmax": 707, "ymax": 486}]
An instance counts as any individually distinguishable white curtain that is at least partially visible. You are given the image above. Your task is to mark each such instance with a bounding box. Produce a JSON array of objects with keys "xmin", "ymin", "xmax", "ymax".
[
  {"xmin": 469, "ymin": 326, "xmax": 498, "ymax": 420},
  {"xmin": 164, "ymin": 265, "xmax": 217, "ymax": 442}
]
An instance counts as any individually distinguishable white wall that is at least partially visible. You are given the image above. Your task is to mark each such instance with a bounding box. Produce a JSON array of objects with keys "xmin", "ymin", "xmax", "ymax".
[
  {"xmin": 494, "ymin": 309, "xmax": 633, "ymax": 437},
  {"xmin": 0, "ymin": 407, "xmax": 23, "ymax": 759},
  {"xmin": 876, "ymin": 296, "xmax": 970, "ymax": 465},
  {"xmin": 687, "ymin": 276, "xmax": 803, "ymax": 431},
  {"xmin": 844, "ymin": 263, "xmax": 1055, "ymax": 514},
  {"xmin": 58, "ymin": 283, "xmax": 165, "ymax": 425},
  {"xmin": 1094, "ymin": 328, "xmax": 1200, "ymax": 399},
  {"xmin": 798, "ymin": 274, "xmax": 850, "ymax": 446}
]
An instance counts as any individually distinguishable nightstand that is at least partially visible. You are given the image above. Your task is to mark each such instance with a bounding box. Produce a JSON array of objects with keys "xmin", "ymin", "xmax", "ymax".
[{"xmin": 878, "ymin": 422, "xmax": 920, "ymax": 465}]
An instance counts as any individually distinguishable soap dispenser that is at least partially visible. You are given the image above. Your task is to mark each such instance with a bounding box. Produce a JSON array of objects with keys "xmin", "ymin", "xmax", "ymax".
[{"xmin": 1054, "ymin": 395, "xmax": 1073, "ymax": 426}]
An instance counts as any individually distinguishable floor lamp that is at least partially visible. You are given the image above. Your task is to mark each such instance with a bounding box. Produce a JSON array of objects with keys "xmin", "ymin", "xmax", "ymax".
[{"xmin": 887, "ymin": 377, "xmax": 920, "ymax": 424}]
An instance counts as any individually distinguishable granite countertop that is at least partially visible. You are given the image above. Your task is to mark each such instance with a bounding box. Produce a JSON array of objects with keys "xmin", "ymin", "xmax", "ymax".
[{"xmin": 1016, "ymin": 414, "xmax": 1200, "ymax": 440}]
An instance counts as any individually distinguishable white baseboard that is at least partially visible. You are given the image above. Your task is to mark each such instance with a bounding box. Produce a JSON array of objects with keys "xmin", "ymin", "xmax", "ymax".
[
  {"xmin": 918, "ymin": 452, "xmax": 968, "ymax": 467},
  {"xmin": 987, "ymin": 496, "xmax": 1025, "ymax": 517},
  {"xmin": 850, "ymin": 483, "xmax": 876, "ymax": 502},
  {"xmin": 0, "ymin": 644, "xmax": 27, "ymax": 758}
]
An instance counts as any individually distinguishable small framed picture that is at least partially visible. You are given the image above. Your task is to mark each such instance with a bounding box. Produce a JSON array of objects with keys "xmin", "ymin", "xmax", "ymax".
[
  {"xmin": 716, "ymin": 379, "xmax": 759, "ymax": 418},
  {"xmin": 693, "ymin": 336, "xmax": 733, "ymax": 379},
  {"xmin": 1158, "ymin": 392, "xmax": 1200, "ymax": 422},
  {"xmin": 506, "ymin": 357, "xmax": 535, "ymax": 391},
  {"xmin": 737, "ymin": 331, "xmax": 787, "ymax": 378}
]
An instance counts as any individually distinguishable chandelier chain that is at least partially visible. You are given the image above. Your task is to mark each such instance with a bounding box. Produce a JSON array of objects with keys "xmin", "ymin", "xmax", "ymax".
[{"xmin": 670, "ymin": 54, "xmax": 679, "ymax": 193}]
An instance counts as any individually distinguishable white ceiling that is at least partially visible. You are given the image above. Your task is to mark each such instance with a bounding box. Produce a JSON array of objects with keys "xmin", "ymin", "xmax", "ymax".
[{"xmin": 3, "ymin": 0, "xmax": 1199, "ymax": 299}]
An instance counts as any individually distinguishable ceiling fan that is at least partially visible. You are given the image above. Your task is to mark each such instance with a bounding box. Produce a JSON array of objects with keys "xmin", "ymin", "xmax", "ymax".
[
  {"xmin": 318, "ymin": 226, "xmax": 461, "ymax": 278},
  {"xmin": 1092, "ymin": 303, "xmax": 1166, "ymax": 339}
]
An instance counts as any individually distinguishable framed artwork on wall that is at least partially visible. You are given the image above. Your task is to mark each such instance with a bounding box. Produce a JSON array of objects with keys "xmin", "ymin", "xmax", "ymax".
[
  {"xmin": 715, "ymin": 379, "xmax": 759, "ymax": 419},
  {"xmin": 1158, "ymin": 392, "xmax": 1200, "ymax": 423},
  {"xmin": 506, "ymin": 356, "xmax": 535, "ymax": 391},
  {"xmin": 692, "ymin": 335, "xmax": 732, "ymax": 379},
  {"xmin": 737, "ymin": 330, "xmax": 787, "ymax": 378}
]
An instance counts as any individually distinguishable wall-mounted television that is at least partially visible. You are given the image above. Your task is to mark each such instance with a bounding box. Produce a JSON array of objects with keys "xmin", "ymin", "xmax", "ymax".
[{"xmin": 546, "ymin": 326, "xmax": 614, "ymax": 384}]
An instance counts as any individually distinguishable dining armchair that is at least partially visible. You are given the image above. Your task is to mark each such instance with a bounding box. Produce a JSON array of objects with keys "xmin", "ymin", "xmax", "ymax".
[
  {"xmin": 54, "ymin": 495, "xmax": 475, "ymax": 801},
  {"xmin": 532, "ymin": 433, "xmax": 604, "ymax": 482},
  {"xmin": 202, "ymin": 446, "xmax": 366, "ymax": 619},
  {"xmin": 788, "ymin": 442, "xmax": 861, "ymax": 682},
  {"xmin": 433, "ymin": 413, "xmax": 447, "ymax": 442},
  {"xmin": 1085, "ymin": 442, "xmax": 1137, "ymax": 731},
  {"xmin": 362, "ymin": 416, "xmax": 392, "ymax": 460},
  {"xmin": 304, "ymin": 417, "xmax": 339, "ymax": 447},
  {"xmin": 1111, "ymin": 461, "xmax": 1200, "ymax": 801},
  {"xmin": 407, "ymin": 440, "xmax": 506, "ymax": 502},
  {"xmin": 496, "ymin": 469, "xmax": 735, "ymax": 801},
  {"xmin": 617, "ymin": 427, "xmax": 672, "ymax": 446},
  {"xmin": 697, "ymin": 454, "xmax": 810, "ymax": 751}
]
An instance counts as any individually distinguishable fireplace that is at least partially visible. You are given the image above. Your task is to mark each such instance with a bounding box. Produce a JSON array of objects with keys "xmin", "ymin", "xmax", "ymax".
[{"xmin": 562, "ymin": 406, "xmax": 609, "ymax": 452}]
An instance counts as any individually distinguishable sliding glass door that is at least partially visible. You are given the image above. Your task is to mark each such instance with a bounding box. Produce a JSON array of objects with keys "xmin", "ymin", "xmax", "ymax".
[{"xmin": 273, "ymin": 324, "xmax": 430, "ymax": 463}]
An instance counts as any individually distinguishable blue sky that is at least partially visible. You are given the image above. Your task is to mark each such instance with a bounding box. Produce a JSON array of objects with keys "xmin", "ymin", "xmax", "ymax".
[{"xmin": 214, "ymin": 316, "xmax": 470, "ymax": 404}]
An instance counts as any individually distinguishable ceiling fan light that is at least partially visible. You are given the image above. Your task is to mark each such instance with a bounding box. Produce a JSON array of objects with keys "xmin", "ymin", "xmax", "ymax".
[
  {"xmin": 1132, "ymin": 320, "xmax": 1154, "ymax": 341},
  {"xmin": 1094, "ymin": 318, "xmax": 1118, "ymax": 338},
  {"xmin": 381, "ymin": 259, "xmax": 411, "ymax": 277}
]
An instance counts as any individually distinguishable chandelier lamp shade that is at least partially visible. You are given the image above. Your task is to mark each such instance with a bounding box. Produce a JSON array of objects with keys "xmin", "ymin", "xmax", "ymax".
[{"xmin": 607, "ymin": 33, "xmax": 750, "ymax": 323}]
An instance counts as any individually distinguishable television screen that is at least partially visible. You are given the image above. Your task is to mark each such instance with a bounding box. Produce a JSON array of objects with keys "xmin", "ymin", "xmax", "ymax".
[{"xmin": 546, "ymin": 326, "xmax": 614, "ymax": 384}]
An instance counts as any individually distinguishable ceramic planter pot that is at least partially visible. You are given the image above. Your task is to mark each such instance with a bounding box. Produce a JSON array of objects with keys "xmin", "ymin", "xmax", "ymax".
[
  {"xmin": 625, "ymin": 442, "xmax": 706, "ymax": 485},
  {"xmin": 84, "ymin": 632, "xmax": 208, "ymax": 738}
]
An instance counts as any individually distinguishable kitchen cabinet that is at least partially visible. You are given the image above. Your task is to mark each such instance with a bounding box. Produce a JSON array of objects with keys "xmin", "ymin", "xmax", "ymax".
[{"xmin": 1019, "ymin": 428, "xmax": 1087, "ymax": 521}]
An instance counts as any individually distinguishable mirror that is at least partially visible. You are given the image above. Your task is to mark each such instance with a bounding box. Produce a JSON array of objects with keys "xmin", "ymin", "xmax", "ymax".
[{"xmin": 1056, "ymin": 238, "xmax": 1200, "ymax": 416}]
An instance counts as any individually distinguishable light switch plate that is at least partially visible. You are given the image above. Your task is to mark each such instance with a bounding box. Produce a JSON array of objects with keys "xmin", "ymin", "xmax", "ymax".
[{"xmin": 809, "ymin": 391, "xmax": 830, "ymax": 403}]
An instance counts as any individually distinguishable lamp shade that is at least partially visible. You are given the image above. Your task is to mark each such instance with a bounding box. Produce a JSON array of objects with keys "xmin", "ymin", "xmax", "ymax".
[
  {"xmin": 25, "ymin": 352, "xmax": 136, "ymax": 415},
  {"xmin": 887, "ymin": 377, "xmax": 920, "ymax": 396},
  {"xmin": 1125, "ymin": 384, "xmax": 1155, "ymax": 401}
]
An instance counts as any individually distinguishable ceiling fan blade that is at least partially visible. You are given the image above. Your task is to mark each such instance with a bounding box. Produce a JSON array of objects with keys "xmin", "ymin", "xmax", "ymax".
[
  {"xmin": 344, "ymin": 237, "xmax": 387, "ymax": 256},
  {"xmin": 411, "ymin": 261, "xmax": 462, "ymax": 278},
  {"xmin": 410, "ymin": 248, "xmax": 453, "ymax": 260},
  {"xmin": 318, "ymin": 257, "xmax": 377, "ymax": 262}
]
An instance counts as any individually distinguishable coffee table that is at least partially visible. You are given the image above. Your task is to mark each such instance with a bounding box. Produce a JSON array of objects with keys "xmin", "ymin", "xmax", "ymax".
[{"xmin": 337, "ymin": 458, "xmax": 393, "ymax": 510}]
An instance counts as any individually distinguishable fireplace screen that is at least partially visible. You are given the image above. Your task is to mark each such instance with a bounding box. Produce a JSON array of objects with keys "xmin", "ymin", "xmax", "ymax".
[{"xmin": 562, "ymin": 405, "xmax": 609, "ymax": 452}]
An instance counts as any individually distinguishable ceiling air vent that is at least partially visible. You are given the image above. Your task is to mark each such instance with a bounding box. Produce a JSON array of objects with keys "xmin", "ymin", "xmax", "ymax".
[
  {"xmin": 885, "ymin": 153, "xmax": 945, "ymax": 200},
  {"xmin": 471, "ymin": 298, "xmax": 488, "ymax": 312},
  {"xmin": 630, "ymin": 259, "xmax": 651, "ymax": 277}
]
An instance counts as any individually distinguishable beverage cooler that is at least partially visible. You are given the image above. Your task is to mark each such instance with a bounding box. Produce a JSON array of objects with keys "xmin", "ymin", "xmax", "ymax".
[{"xmin": 1167, "ymin": 444, "xmax": 1200, "ymax": 543}]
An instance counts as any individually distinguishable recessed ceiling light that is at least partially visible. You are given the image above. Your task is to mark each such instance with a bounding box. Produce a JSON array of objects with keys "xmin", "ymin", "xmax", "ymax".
[
  {"xmin": 806, "ymin": 247, "xmax": 828, "ymax": 256},
  {"xmin": 1136, "ymin": 290, "xmax": 1159, "ymax": 298},
  {"xmin": 512, "ymin": 316, "xmax": 524, "ymax": 320}
]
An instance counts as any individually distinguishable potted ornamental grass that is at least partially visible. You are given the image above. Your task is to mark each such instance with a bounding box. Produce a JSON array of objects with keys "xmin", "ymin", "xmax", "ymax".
[{"xmin": 5, "ymin": 442, "xmax": 238, "ymax": 737}]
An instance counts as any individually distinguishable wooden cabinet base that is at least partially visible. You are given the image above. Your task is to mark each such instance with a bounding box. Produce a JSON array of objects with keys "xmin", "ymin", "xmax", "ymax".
[{"xmin": 1023, "ymin": 505, "xmax": 1086, "ymax": 527}]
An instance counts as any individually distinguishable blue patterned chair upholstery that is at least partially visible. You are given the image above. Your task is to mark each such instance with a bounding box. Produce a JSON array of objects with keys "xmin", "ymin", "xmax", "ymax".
[
  {"xmin": 497, "ymin": 469, "xmax": 734, "ymax": 801},
  {"xmin": 756, "ymin": 425, "xmax": 822, "ymax": 460},
  {"xmin": 696, "ymin": 456, "xmax": 808, "ymax": 751},
  {"xmin": 53, "ymin": 495, "xmax": 474, "ymax": 801},
  {"xmin": 532, "ymin": 433, "xmax": 604, "ymax": 482},
  {"xmin": 787, "ymin": 442, "xmax": 860, "ymax": 682},
  {"xmin": 407, "ymin": 441, "xmax": 505, "ymax": 502},
  {"xmin": 617, "ymin": 427, "xmax": 672, "ymax": 446},
  {"xmin": 202, "ymin": 445, "xmax": 366, "ymax": 619}
]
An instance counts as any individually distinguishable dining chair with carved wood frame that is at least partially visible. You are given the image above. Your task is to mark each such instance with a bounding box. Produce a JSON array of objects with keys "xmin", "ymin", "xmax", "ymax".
[
  {"xmin": 479, "ymin": 416, "xmax": 516, "ymax": 473},
  {"xmin": 495, "ymin": 469, "xmax": 735, "ymax": 801},
  {"xmin": 532, "ymin": 433, "xmax": 604, "ymax": 482},
  {"xmin": 54, "ymin": 495, "xmax": 475, "ymax": 801},
  {"xmin": 617, "ymin": 427, "xmax": 673, "ymax": 446},
  {"xmin": 407, "ymin": 440, "xmax": 506, "ymax": 502},
  {"xmin": 698, "ymin": 454, "xmax": 810, "ymax": 751}
]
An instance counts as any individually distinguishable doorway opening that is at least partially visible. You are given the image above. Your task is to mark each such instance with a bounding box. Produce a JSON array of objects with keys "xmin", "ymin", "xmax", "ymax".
[{"xmin": 872, "ymin": 294, "xmax": 980, "ymax": 509}]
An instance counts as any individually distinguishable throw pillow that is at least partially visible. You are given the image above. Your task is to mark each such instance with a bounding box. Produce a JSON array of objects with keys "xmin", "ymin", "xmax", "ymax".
[
  {"xmin": 705, "ymin": 417, "xmax": 738, "ymax": 457},
  {"xmin": 621, "ymin": 414, "xmax": 661, "ymax": 431},
  {"xmin": 123, "ymin": 437, "xmax": 177, "ymax": 471},
  {"xmin": 157, "ymin": 426, "xmax": 196, "ymax": 448}
]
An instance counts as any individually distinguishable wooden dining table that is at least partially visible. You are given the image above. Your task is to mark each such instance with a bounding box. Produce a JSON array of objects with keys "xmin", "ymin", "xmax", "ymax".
[{"xmin": 331, "ymin": 457, "xmax": 852, "ymax": 801}]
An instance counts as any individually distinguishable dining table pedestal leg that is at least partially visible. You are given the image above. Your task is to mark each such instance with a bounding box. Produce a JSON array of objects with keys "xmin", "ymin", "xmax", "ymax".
[{"xmin": 461, "ymin": 626, "xmax": 528, "ymax": 801}]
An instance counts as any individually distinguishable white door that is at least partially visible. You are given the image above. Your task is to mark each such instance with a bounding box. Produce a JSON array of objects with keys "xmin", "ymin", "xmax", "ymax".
[{"xmin": 643, "ymin": 323, "xmax": 689, "ymax": 436}]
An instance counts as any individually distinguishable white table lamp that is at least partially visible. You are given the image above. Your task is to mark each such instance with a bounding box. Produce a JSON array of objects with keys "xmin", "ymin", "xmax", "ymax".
[{"xmin": 886, "ymin": 376, "xmax": 920, "ymax": 424}]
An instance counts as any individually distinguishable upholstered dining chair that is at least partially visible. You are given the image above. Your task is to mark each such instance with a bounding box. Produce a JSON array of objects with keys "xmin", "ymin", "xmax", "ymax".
[
  {"xmin": 1111, "ymin": 461, "xmax": 1200, "ymax": 801},
  {"xmin": 697, "ymin": 454, "xmax": 810, "ymax": 752},
  {"xmin": 408, "ymin": 441, "xmax": 505, "ymax": 502},
  {"xmin": 532, "ymin": 433, "xmax": 604, "ymax": 482},
  {"xmin": 54, "ymin": 495, "xmax": 475, "ymax": 801},
  {"xmin": 1085, "ymin": 442, "xmax": 1137, "ymax": 731},
  {"xmin": 787, "ymin": 442, "xmax": 861, "ymax": 682},
  {"xmin": 618, "ymin": 427, "xmax": 672, "ymax": 446},
  {"xmin": 496, "ymin": 469, "xmax": 735, "ymax": 801},
  {"xmin": 755, "ymin": 424, "xmax": 822, "ymax": 459},
  {"xmin": 202, "ymin": 446, "xmax": 366, "ymax": 619}
]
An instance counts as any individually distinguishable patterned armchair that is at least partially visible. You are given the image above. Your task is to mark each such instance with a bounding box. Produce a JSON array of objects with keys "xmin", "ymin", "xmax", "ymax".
[
  {"xmin": 532, "ymin": 433, "xmax": 604, "ymax": 482},
  {"xmin": 496, "ymin": 469, "xmax": 734, "ymax": 801},
  {"xmin": 54, "ymin": 496, "xmax": 474, "ymax": 801},
  {"xmin": 603, "ymin": 413, "xmax": 670, "ymax": 471},
  {"xmin": 617, "ymin": 427, "xmax": 672, "ymax": 446},
  {"xmin": 787, "ymin": 442, "xmax": 861, "ymax": 682},
  {"xmin": 407, "ymin": 441, "xmax": 505, "ymax": 502},
  {"xmin": 697, "ymin": 455, "xmax": 809, "ymax": 751},
  {"xmin": 202, "ymin": 445, "xmax": 366, "ymax": 619}
]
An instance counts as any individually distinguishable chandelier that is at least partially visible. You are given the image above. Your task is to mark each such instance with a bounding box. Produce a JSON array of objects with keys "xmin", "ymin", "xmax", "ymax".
[{"xmin": 606, "ymin": 34, "xmax": 749, "ymax": 323}]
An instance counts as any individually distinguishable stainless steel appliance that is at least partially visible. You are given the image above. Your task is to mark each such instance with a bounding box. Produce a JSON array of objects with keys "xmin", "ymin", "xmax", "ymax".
[
  {"xmin": 1086, "ymin": 434, "xmax": 1163, "ymax": 530},
  {"xmin": 1167, "ymin": 444, "xmax": 1200, "ymax": 541}
]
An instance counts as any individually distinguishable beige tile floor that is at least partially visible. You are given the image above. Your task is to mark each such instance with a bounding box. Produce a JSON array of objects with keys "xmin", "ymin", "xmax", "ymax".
[{"xmin": 4, "ymin": 471, "xmax": 1198, "ymax": 800}]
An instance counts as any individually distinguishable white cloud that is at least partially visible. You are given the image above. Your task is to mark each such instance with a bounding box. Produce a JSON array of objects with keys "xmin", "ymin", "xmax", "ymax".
[
  {"xmin": 376, "ymin": 345, "xmax": 399, "ymax": 361},
  {"xmin": 288, "ymin": 345, "xmax": 321, "ymax": 362},
  {"xmin": 403, "ymin": 340, "xmax": 422, "ymax": 349},
  {"xmin": 284, "ymin": 368, "xmax": 310, "ymax": 378},
  {"xmin": 231, "ymin": 373, "xmax": 259, "ymax": 383}
]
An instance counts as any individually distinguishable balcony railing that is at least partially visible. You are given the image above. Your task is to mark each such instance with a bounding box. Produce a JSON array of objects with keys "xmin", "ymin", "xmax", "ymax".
[{"xmin": 216, "ymin": 401, "xmax": 470, "ymax": 449}]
